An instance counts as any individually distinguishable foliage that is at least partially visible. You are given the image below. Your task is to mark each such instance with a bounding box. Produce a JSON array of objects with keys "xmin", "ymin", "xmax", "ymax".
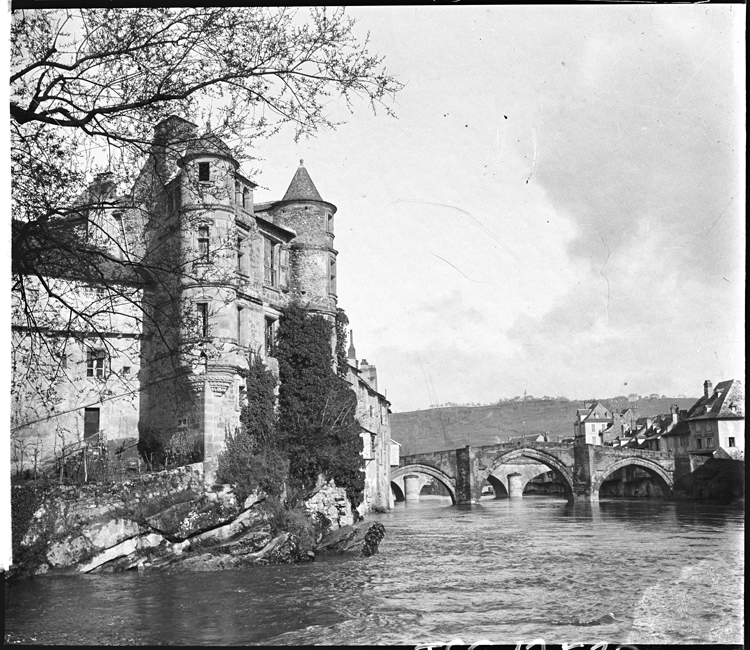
[
  {"xmin": 275, "ymin": 304, "xmax": 365, "ymax": 508},
  {"xmin": 217, "ymin": 431, "xmax": 288, "ymax": 505},
  {"xmin": 335, "ymin": 308, "xmax": 350, "ymax": 378},
  {"xmin": 217, "ymin": 352, "xmax": 287, "ymax": 503},
  {"xmin": 11, "ymin": 484, "xmax": 46, "ymax": 562},
  {"xmin": 137, "ymin": 426, "xmax": 166, "ymax": 470},
  {"xmin": 240, "ymin": 352, "xmax": 279, "ymax": 452},
  {"xmin": 164, "ymin": 431, "xmax": 201, "ymax": 469}
]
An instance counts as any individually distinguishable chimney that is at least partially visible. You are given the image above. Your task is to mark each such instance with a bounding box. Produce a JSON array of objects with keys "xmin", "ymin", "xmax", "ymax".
[
  {"xmin": 359, "ymin": 359, "xmax": 377, "ymax": 392},
  {"xmin": 670, "ymin": 404, "xmax": 679, "ymax": 425},
  {"xmin": 703, "ymin": 380, "xmax": 713, "ymax": 399}
]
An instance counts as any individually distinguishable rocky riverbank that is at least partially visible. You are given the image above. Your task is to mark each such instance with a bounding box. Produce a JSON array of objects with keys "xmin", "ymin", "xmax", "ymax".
[{"xmin": 10, "ymin": 464, "xmax": 385, "ymax": 578}]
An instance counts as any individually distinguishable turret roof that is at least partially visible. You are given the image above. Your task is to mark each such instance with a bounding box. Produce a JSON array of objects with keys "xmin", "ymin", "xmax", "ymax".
[
  {"xmin": 282, "ymin": 160, "xmax": 324, "ymax": 202},
  {"xmin": 184, "ymin": 132, "xmax": 234, "ymax": 160}
]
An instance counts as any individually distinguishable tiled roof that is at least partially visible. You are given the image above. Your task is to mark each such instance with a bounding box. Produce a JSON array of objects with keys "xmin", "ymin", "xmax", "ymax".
[
  {"xmin": 662, "ymin": 420, "xmax": 690, "ymax": 437},
  {"xmin": 687, "ymin": 379, "xmax": 744, "ymax": 421},
  {"xmin": 281, "ymin": 160, "xmax": 324, "ymax": 202}
]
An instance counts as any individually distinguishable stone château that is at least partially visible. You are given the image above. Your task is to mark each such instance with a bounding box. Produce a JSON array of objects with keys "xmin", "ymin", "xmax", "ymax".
[{"xmin": 11, "ymin": 116, "xmax": 395, "ymax": 513}]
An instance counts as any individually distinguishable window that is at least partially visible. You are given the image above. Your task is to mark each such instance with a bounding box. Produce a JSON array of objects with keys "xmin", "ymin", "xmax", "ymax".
[
  {"xmin": 696, "ymin": 438, "xmax": 703, "ymax": 449},
  {"xmin": 197, "ymin": 302, "xmax": 209, "ymax": 338},
  {"xmin": 706, "ymin": 437, "xmax": 713, "ymax": 448},
  {"xmin": 329, "ymin": 257, "xmax": 337, "ymax": 294},
  {"xmin": 242, "ymin": 187, "xmax": 250, "ymax": 209},
  {"xmin": 265, "ymin": 317, "xmax": 276, "ymax": 356},
  {"xmin": 264, "ymin": 237, "xmax": 276, "ymax": 286},
  {"xmin": 122, "ymin": 366, "xmax": 131, "ymax": 375},
  {"xmin": 84, "ymin": 408, "xmax": 100, "ymax": 442},
  {"xmin": 86, "ymin": 349, "xmax": 106, "ymax": 378},
  {"xmin": 237, "ymin": 306, "xmax": 244, "ymax": 345},
  {"xmin": 198, "ymin": 226, "xmax": 210, "ymax": 262},
  {"xmin": 326, "ymin": 210, "xmax": 334, "ymax": 233},
  {"xmin": 728, "ymin": 437, "xmax": 736, "ymax": 447},
  {"xmin": 198, "ymin": 162, "xmax": 210, "ymax": 182},
  {"xmin": 237, "ymin": 237, "xmax": 245, "ymax": 274}
]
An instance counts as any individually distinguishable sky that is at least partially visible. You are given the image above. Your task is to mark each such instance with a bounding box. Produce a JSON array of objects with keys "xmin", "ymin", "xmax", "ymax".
[
  {"xmin": 247, "ymin": 5, "xmax": 745, "ymax": 412},
  {"xmin": 3, "ymin": 6, "xmax": 745, "ymax": 415}
]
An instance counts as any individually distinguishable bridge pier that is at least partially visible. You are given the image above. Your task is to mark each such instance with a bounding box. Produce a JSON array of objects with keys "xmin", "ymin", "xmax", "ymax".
[
  {"xmin": 404, "ymin": 475, "xmax": 421, "ymax": 502},
  {"xmin": 507, "ymin": 472, "xmax": 524, "ymax": 498},
  {"xmin": 456, "ymin": 446, "xmax": 483, "ymax": 504},
  {"xmin": 572, "ymin": 485, "xmax": 599, "ymax": 502}
]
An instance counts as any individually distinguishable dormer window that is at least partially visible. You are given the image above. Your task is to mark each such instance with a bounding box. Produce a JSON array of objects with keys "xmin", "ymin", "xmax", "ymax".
[{"xmin": 198, "ymin": 162, "xmax": 210, "ymax": 182}]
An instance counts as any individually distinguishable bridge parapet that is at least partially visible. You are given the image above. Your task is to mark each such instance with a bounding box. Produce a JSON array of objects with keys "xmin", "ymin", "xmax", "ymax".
[{"xmin": 475, "ymin": 441, "xmax": 575, "ymax": 452}]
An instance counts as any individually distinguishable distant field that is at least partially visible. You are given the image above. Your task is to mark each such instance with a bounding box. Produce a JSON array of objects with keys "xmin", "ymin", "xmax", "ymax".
[{"xmin": 390, "ymin": 397, "xmax": 698, "ymax": 456}]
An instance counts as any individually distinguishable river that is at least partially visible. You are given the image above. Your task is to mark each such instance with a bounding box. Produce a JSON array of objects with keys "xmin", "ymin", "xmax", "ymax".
[{"xmin": 4, "ymin": 496, "xmax": 744, "ymax": 646}]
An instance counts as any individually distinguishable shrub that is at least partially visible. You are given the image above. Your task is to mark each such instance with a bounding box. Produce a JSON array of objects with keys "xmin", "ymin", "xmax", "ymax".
[{"xmin": 217, "ymin": 431, "xmax": 288, "ymax": 504}]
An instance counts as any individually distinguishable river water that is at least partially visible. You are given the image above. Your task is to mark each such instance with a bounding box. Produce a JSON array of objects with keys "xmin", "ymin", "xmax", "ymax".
[{"xmin": 4, "ymin": 496, "xmax": 744, "ymax": 646}]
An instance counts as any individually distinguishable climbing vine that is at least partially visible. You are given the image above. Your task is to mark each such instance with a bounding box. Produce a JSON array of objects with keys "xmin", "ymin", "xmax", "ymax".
[{"xmin": 335, "ymin": 307, "xmax": 350, "ymax": 378}]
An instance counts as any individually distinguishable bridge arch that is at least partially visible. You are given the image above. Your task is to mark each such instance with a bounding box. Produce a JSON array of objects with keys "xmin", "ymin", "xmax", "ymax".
[
  {"xmin": 484, "ymin": 448, "xmax": 575, "ymax": 500},
  {"xmin": 392, "ymin": 464, "xmax": 457, "ymax": 504},
  {"xmin": 593, "ymin": 457, "xmax": 674, "ymax": 498}
]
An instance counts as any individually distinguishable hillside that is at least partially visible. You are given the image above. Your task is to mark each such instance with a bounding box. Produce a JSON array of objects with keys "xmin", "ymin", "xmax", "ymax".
[{"xmin": 390, "ymin": 397, "xmax": 699, "ymax": 456}]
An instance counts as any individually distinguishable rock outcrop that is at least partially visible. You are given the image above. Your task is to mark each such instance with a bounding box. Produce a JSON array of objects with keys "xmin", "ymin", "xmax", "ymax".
[
  {"xmin": 12, "ymin": 466, "xmax": 384, "ymax": 576},
  {"xmin": 315, "ymin": 522, "xmax": 386, "ymax": 557}
]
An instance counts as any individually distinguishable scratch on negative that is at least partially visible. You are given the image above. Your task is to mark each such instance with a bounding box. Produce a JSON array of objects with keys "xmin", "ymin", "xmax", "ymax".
[
  {"xmin": 600, "ymin": 236, "xmax": 611, "ymax": 320},
  {"xmin": 385, "ymin": 198, "xmax": 524, "ymax": 277},
  {"xmin": 430, "ymin": 253, "xmax": 493, "ymax": 284},
  {"xmin": 526, "ymin": 127, "xmax": 538, "ymax": 185},
  {"xmin": 707, "ymin": 196, "xmax": 734, "ymax": 234}
]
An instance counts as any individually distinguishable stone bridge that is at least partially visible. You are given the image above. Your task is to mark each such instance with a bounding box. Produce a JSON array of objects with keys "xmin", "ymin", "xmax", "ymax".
[{"xmin": 393, "ymin": 441, "xmax": 676, "ymax": 504}]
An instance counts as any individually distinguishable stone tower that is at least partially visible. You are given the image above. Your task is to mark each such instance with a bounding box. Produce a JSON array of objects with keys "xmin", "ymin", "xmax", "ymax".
[
  {"xmin": 270, "ymin": 160, "xmax": 338, "ymax": 320},
  {"xmin": 139, "ymin": 121, "xmax": 258, "ymax": 484}
]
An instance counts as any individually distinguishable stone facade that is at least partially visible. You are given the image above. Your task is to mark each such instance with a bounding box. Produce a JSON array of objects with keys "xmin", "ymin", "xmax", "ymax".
[
  {"xmin": 346, "ymin": 337, "xmax": 394, "ymax": 514},
  {"xmin": 12, "ymin": 116, "xmax": 393, "ymax": 512}
]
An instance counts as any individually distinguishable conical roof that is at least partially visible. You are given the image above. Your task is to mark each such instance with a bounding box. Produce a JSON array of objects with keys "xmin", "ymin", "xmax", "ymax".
[{"xmin": 282, "ymin": 160, "xmax": 323, "ymax": 202}]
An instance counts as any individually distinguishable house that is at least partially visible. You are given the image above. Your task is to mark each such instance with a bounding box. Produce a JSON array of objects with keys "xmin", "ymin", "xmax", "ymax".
[
  {"xmin": 347, "ymin": 332, "xmax": 393, "ymax": 514},
  {"xmin": 11, "ymin": 116, "xmax": 394, "ymax": 511},
  {"xmin": 507, "ymin": 433, "xmax": 548, "ymax": 444},
  {"xmin": 685, "ymin": 379, "xmax": 744, "ymax": 459}
]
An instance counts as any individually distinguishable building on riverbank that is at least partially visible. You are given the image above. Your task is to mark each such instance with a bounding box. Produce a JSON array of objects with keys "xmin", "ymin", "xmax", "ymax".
[
  {"xmin": 11, "ymin": 116, "xmax": 394, "ymax": 511},
  {"xmin": 685, "ymin": 379, "xmax": 744, "ymax": 458},
  {"xmin": 346, "ymin": 333, "xmax": 396, "ymax": 513}
]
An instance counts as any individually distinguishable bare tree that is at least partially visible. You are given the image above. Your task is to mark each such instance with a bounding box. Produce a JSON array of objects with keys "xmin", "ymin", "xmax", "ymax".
[{"xmin": 10, "ymin": 7, "xmax": 401, "ymax": 448}]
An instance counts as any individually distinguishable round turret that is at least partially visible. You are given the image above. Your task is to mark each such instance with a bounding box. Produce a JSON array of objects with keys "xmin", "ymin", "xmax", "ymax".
[{"xmin": 270, "ymin": 160, "xmax": 338, "ymax": 317}]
